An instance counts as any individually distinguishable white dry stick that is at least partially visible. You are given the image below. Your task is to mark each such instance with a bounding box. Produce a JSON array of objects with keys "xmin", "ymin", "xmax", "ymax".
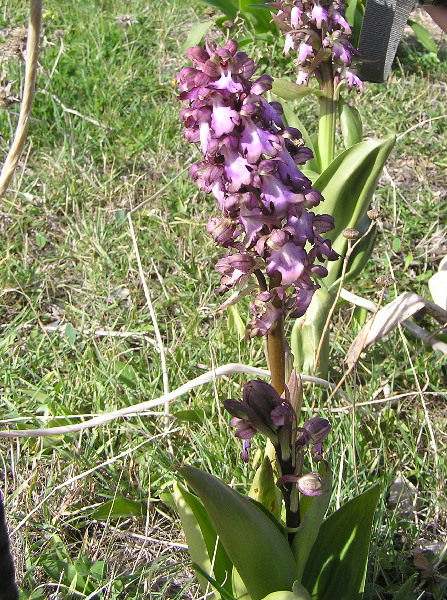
[
  {"xmin": 0, "ymin": 363, "xmax": 345, "ymax": 438},
  {"xmin": 127, "ymin": 212, "xmax": 172, "ymax": 451},
  {"xmin": 0, "ymin": 0, "xmax": 42, "ymax": 198}
]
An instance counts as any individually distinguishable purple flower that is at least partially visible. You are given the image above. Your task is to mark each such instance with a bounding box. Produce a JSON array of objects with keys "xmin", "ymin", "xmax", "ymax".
[
  {"xmin": 177, "ymin": 39, "xmax": 338, "ymax": 336},
  {"xmin": 271, "ymin": 1, "xmax": 363, "ymax": 91},
  {"xmin": 223, "ymin": 380, "xmax": 295, "ymax": 457}
]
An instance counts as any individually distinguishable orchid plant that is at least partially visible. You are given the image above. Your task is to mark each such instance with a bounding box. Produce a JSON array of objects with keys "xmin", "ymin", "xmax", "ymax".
[{"xmin": 167, "ymin": 14, "xmax": 392, "ymax": 597}]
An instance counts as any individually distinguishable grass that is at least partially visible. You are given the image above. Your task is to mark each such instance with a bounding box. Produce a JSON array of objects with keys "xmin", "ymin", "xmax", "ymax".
[{"xmin": 1, "ymin": 1, "xmax": 446, "ymax": 598}]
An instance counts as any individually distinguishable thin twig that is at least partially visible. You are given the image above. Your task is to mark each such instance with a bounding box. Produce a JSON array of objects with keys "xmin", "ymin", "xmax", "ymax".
[
  {"xmin": 397, "ymin": 113, "xmax": 447, "ymax": 141},
  {"xmin": 0, "ymin": 363, "xmax": 347, "ymax": 438},
  {"xmin": 38, "ymin": 89, "xmax": 108, "ymax": 128},
  {"xmin": 0, "ymin": 0, "xmax": 42, "ymax": 198},
  {"xmin": 127, "ymin": 212, "xmax": 171, "ymax": 450},
  {"xmin": 128, "ymin": 155, "xmax": 198, "ymax": 215},
  {"xmin": 314, "ymin": 221, "xmax": 376, "ymax": 370}
]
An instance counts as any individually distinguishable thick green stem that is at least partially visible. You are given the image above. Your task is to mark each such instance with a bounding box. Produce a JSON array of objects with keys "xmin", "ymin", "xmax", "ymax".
[{"xmin": 317, "ymin": 62, "xmax": 337, "ymax": 172}]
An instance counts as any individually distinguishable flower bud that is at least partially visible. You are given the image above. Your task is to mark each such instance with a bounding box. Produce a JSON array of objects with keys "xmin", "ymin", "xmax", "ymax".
[
  {"xmin": 297, "ymin": 472, "xmax": 324, "ymax": 497},
  {"xmin": 302, "ymin": 417, "xmax": 331, "ymax": 443},
  {"xmin": 367, "ymin": 208, "xmax": 380, "ymax": 220},
  {"xmin": 206, "ymin": 217, "xmax": 237, "ymax": 246},
  {"xmin": 342, "ymin": 228, "xmax": 359, "ymax": 240}
]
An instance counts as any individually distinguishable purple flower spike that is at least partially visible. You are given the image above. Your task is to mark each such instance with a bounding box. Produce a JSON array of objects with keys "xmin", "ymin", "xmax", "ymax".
[
  {"xmin": 178, "ymin": 39, "xmax": 338, "ymax": 336},
  {"xmin": 271, "ymin": 1, "xmax": 363, "ymax": 92}
]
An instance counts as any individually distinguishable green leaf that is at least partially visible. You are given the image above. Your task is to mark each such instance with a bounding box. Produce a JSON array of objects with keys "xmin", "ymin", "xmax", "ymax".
[
  {"xmin": 272, "ymin": 79, "xmax": 322, "ymax": 101},
  {"xmin": 198, "ymin": 0, "xmax": 239, "ymax": 20},
  {"xmin": 90, "ymin": 496, "xmax": 146, "ymax": 519},
  {"xmin": 280, "ymin": 102, "xmax": 319, "ymax": 175},
  {"xmin": 194, "ymin": 563, "xmax": 238, "ymax": 600},
  {"xmin": 292, "ymin": 467, "xmax": 332, "ymax": 582},
  {"xmin": 180, "ymin": 466, "xmax": 297, "ymax": 600},
  {"xmin": 291, "ymin": 288, "xmax": 335, "ymax": 377},
  {"xmin": 64, "ymin": 322, "xmax": 77, "ymax": 346},
  {"xmin": 408, "ymin": 19, "xmax": 438, "ymax": 54},
  {"xmin": 339, "ymin": 100, "xmax": 363, "ymax": 149},
  {"xmin": 173, "ymin": 408, "xmax": 212, "ymax": 424},
  {"xmin": 249, "ymin": 456, "xmax": 282, "ymax": 521},
  {"xmin": 183, "ymin": 21, "xmax": 214, "ymax": 51},
  {"xmin": 228, "ymin": 304, "xmax": 246, "ymax": 341},
  {"xmin": 313, "ymin": 136, "xmax": 395, "ymax": 288},
  {"xmin": 345, "ymin": 0, "xmax": 364, "ymax": 46},
  {"xmin": 261, "ymin": 582, "xmax": 311, "ymax": 600},
  {"xmin": 392, "ymin": 574, "xmax": 417, "ymax": 600},
  {"xmin": 36, "ymin": 232, "xmax": 47, "ymax": 249},
  {"xmin": 301, "ymin": 485, "xmax": 381, "ymax": 600},
  {"xmin": 392, "ymin": 237, "xmax": 401, "ymax": 252},
  {"xmin": 173, "ymin": 482, "xmax": 233, "ymax": 598},
  {"xmin": 239, "ymin": 0, "xmax": 276, "ymax": 32}
]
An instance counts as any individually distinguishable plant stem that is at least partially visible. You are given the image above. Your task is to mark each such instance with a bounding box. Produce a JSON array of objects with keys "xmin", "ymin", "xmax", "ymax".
[
  {"xmin": 267, "ymin": 314, "xmax": 286, "ymax": 395},
  {"xmin": 317, "ymin": 62, "xmax": 336, "ymax": 172}
]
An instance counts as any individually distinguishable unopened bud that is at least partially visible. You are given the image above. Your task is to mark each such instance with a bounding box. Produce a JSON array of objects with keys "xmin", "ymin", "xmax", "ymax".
[
  {"xmin": 222, "ymin": 20, "xmax": 234, "ymax": 29},
  {"xmin": 376, "ymin": 275, "xmax": 394, "ymax": 287},
  {"xmin": 204, "ymin": 7, "xmax": 214, "ymax": 15},
  {"xmin": 342, "ymin": 228, "xmax": 359, "ymax": 240},
  {"xmin": 297, "ymin": 472, "xmax": 324, "ymax": 497},
  {"xmin": 367, "ymin": 208, "xmax": 380, "ymax": 220}
]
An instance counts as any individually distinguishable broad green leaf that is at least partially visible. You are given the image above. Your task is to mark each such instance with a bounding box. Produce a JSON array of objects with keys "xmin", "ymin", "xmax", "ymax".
[
  {"xmin": 182, "ymin": 21, "xmax": 214, "ymax": 51},
  {"xmin": 339, "ymin": 100, "xmax": 363, "ymax": 149},
  {"xmin": 180, "ymin": 466, "xmax": 297, "ymax": 600},
  {"xmin": 292, "ymin": 467, "xmax": 332, "ymax": 581},
  {"xmin": 328, "ymin": 213, "xmax": 377, "ymax": 292},
  {"xmin": 173, "ymin": 482, "xmax": 233, "ymax": 598},
  {"xmin": 345, "ymin": 0, "xmax": 364, "ymax": 46},
  {"xmin": 291, "ymin": 288, "xmax": 335, "ymax": 377},
  {"xmin": 239, "ymin": 0, "xmax": 276, "ymax": 33},
  {"xmin": 280, "ymin": 103, "xmax": 319, "ymax": 175},
  {"xmin": 198, "ymin": 0, "xmax": 239, "ymax": 20},
  {"xmin": 408, "ymin": 19, "xmax": 438, "ymax": 54},
  {"xmin": 232, "ymin": 565, "xmax": 251, "ymax": 600},
  {"xmin": 112, "ymin": 360, "xmax": 139, "ymax": 388},
  {"xmin": 392, "ymin": 574, "xmax": 417, "ymax": 600},
  {"xmin": 90, "ymin": 496, "xmax": 146, "ymax": 519},
  {"xmin": 36, "ymin": 232, "xmax": 47, "ymax": 248},
  {"xmin": 261, "ymin": 582, "xmax": 311, "ymax": 600},
  {"xmin": 248, "ymin": 456, "xmax": 282, "ymax": 520},
  {"xmin": 272, "ymin": 80, "xmax": 322, "ymax": 101},
  {"xmin": 313, "ymin": 136, "xmax": 395, "ymax": 288},
  {"xmin": 301, "ymin": 485, "xmax": 381, "ymax": 600}
]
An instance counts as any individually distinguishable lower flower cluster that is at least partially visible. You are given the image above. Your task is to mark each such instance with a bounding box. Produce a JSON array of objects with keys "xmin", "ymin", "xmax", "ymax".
[
  {"xmin": 224, "ymin": 379, "xmax": 330, "ymax": 496},
  {"xmin": 177, "ymin": 39, "xmax": 338, "ymax": 336}
]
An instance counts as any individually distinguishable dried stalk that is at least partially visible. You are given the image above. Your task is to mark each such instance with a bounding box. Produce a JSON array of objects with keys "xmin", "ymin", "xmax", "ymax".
[{"xmin": 0, "ymin": 0, "xmax": 42, "ymax": 199}]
